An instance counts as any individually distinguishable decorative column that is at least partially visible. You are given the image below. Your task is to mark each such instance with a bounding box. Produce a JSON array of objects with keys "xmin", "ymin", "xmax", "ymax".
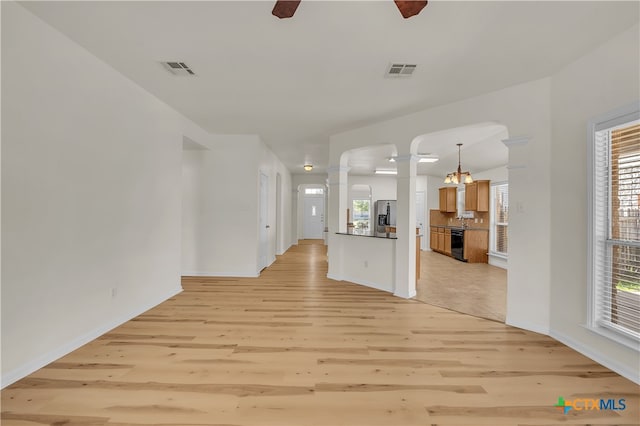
[
  {"xmin": 394, "ymin": 154, "xmax": 418, "ymax": 299},
  {"xmin": 326, "ymin": 165, "xmax": 349, "ymax": 280}
]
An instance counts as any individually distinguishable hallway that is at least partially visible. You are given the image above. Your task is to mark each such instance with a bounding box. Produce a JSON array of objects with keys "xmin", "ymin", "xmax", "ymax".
[{"xmin": 2, "ymin": 241, "xmax": 638, "ymax": 425}]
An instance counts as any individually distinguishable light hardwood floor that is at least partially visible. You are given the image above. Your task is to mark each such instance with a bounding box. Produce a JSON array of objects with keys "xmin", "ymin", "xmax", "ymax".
[
  {"xmin": 2, "ymin": 240, "xmax": 638, "ymax": 425},
  {"xmin": 415, "ymin": 250, "xmax": 507, "ymax": 322}
]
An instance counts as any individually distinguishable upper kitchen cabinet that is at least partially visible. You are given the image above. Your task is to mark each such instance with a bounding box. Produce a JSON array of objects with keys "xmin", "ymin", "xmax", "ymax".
[
  {"xmin": 439, "ymin": 187, "xmax": 457, "ymax": 213},
  {"xmin": 464, "ymin": 180, "xmax": 490, "ymax": 212}
]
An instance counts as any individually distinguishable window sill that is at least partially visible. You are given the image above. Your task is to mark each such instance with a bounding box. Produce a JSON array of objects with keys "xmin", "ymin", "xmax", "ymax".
[
  {"xmin": 582, "ymin": 323, "xmax": 640, "ymax": 352},
  {"xmin": 489, "ymin": 251, "xmax": 508, "ymax": 260}
]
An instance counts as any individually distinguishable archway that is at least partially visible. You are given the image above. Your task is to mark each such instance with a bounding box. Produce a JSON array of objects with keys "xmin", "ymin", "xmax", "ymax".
[{"xmin": 411, "ymin": 122, "xmax": 510, "ymax": 322}]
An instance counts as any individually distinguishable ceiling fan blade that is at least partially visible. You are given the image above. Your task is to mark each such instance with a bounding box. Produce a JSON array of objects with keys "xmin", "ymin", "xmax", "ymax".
[
  {"xmin": 393, "ymin": 1, "xmax": 428, "ymax": 19},
  {"xmin": 272, "ymin": 1, "xmax": 302, "ymax": 19}
]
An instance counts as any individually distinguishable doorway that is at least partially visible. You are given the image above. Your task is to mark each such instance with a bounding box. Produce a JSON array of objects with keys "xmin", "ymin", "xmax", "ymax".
[
  {"xmin": 259, "ymin": 173, "xmax": 269, "ymax": 270},
  {"xmin": 303, "ymin": 195, "xmax": 324, "ymax": 239}
]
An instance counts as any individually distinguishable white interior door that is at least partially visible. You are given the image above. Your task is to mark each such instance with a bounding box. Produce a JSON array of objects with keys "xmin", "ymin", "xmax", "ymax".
[
  {"xmin": 303, "ymin": 196, "xmax": 324, "ymax": 239},
  {"xmin": 259, "ymin": 173, "xmax": 269, "ymax": 270},
  {"xmin": 416, "ymin": 191, "xmax": 426, "ymax": 250}
]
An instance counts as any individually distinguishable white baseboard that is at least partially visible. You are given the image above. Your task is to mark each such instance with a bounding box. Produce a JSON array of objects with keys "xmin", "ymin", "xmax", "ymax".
[
  {"xmin": 182, "ymin": 271, "xmax": 259, "ymax": 278},
  {"xmin": 394, "ymin": 288, "xmax": 417, "ymax": 299},
  {"xmin": 505, "ymin": 317, "xmax": 550, "ymax": 336},
  {"xmin": 1, "ymin": 286, "xmax": 182, "ymax": 389},
  {"xmin": 326, "ymin": 273, "xmax": 342, "ymax": 282},
  {"xmin": 341, "ymin": 275, "xmax": 393, "ymax": 294},
  {"xmin": 549, "ymin": 329, "xmax": 640, "ymax": 385}
]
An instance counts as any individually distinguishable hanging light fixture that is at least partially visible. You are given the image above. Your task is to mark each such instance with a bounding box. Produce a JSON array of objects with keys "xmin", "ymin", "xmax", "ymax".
[{"xmin": 444, "ymin": 143, "xmax": 473, "ymax": 185}]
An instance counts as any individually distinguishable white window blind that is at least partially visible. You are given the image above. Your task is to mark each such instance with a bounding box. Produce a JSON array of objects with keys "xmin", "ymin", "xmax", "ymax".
[
  {"xmin": 591, "ymin": 116, "xmax": 640, "ymax": 344},
  {"xmin": 490, "ymin": 183, "xmax": 508, "ymax": 256}
]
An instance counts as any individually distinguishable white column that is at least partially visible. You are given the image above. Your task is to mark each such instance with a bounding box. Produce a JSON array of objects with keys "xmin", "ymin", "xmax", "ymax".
[
  {"xmin": 394, "ymin": 154, "xmax": 418, "ymax": 299},
  {"xmin": 326, "ymin": 165, "xmax": 349, "ymax": 281}
]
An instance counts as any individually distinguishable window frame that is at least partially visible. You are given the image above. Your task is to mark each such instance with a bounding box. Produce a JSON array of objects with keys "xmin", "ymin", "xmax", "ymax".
[
  {"xmin": 489, "ymin": 181, "xmax": 508, "ymax": 258},
  {"xmin": 351, "ymin": 198, "xmax": 371, "ymax": 231},
  {"xmin": 587, "ymin": 102, "xmax": 640, "ymax": 349}
]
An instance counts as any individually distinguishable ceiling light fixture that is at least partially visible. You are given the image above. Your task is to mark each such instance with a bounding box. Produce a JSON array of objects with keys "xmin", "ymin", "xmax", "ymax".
[
  {"xmin": 375, "ymin": 169, "xmax": 397, "ymax": 175},
  {"xmin": 418, "ymin": 154, "xmax": 439, "ymax": 163},
  {"xmin": 444, "ymin": 143, "xmax": 473, "ymax": 184},
  {"xmin": 303, "ymin": 164, "xmax": 313, "ymax": 172}
]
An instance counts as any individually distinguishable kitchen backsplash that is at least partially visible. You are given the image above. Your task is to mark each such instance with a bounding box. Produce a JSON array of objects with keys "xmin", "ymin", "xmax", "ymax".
[{"xmin": 429, "ymin": 209, "xmax": 490, "ymax": 229}]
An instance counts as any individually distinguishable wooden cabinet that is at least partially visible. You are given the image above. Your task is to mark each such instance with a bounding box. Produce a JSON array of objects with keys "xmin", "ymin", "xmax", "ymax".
[
  {"xmin": 463, "ymin": 229, "xmax": 489, "ymax": 263},
  {"xmin": 464, "ymin": 180, "xmax": 490, "ymax": 212},
  {"xmin": 430, "ymin": 227, "xmax": 438, "ymax": 250},
  {"xmin": 439, "ymin": 187, "xmax": 457, "ymax": 212},
  {"xmin": 431, "ymin": 226, "xmax": 447, "ymax": 253},
  {"xmin": 464, "ymin": 182, "xmax": 477, "ymax": 211},
  {"xmin": 444, "ymin": 228, "xmax": 452, "ymax": 256},
  {"xmin": 437, "ymin": 228, "xmax": 445, "ymax": 252}
]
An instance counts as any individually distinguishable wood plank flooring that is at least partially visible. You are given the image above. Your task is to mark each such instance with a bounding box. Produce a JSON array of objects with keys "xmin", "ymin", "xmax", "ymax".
[
  {"xmin": 415, "ymin": 250, "xmax": 507, "ymax": 322},
  {"xmin": 2, "ymin": 240, "xmax": 638, "ymax": 425}
]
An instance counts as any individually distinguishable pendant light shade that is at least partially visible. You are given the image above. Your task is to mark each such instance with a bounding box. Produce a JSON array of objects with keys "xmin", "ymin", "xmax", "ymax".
[{"xmin": 444, "ymin": 143, "xmax": 473, "ymax": 185}]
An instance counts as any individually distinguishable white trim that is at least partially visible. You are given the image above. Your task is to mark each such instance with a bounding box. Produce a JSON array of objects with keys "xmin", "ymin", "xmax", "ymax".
[
  {"xmin": 341, "ymin": 275, "xmax": 393, "ymax": 293},
  {"xmin": 394, "ymin": 287, "xmax": 417, "ymax": 299},
  {"xmin": 326, "ymin": 273, "xmax": 342, "ymax": 282},
  {"xmin": 326, "ymin": 273, "xmax": 394, "ymax": 294},
  {"xmin": 182, "ymin": 271, "xmax": 260, "ymax": 278},
  {"xmin": 586, "ymin": 102, "xmax": 640, "ymax": 343},
  {"xmin": 488, "ymin": 254, "xmax": 508, "ymax": 270},
  {"xmin": 506, "ymin": 318, "xmax": 550, "ymax": 336},
  {"xmin": 1, "ymin": 286, "xmax": 183, "ymax": 389},
  {"xmin": 550, "ymin": 329, "xmax": 640, "ymax": 385}
]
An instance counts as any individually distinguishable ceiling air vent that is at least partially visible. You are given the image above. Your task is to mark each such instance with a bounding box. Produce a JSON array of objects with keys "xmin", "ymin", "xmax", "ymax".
[
  {"xmin": 385, "ymin": 63, "xmax": 417, "ymax": 77},
  {"xmin": 161, "ymin": 61, "xmax": 196, "ymax": 76}
]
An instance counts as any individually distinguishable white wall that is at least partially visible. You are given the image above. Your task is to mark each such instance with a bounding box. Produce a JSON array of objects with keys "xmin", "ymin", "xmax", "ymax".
[
  {"xmin": 349, "ymin": 175, "xmax": 397, "ymax": 204},
  {"xmin": 1, "ymin": 2, "xmax": 209, "ymax": 386},
  {"xmin": 549, "ymin": 24, "xmax": 640, "ymax": 381},
  {"xmin": 180, "ymin": 135, "xmax": 292, "ymax": 276},
  {"xmin": 180, "ymin": 135, "xmax": 261, "ymax": 276},
  {"xmin": 472, "ymin": 165, "xmax": 508, "ymax": 182}
]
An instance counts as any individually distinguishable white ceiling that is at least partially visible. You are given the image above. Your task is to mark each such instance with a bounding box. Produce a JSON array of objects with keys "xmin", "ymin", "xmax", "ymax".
[{"xmin": 21, "ymin": 1, "xmax": 639, "ymax": 175}]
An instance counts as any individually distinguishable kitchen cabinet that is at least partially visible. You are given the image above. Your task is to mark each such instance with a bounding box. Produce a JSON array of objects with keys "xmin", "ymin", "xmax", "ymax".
[
  {"xmin": 439, "ymin": 187, "xmax": 457, "ymax": 213},
  {"xmin": 444, "ymin": 228, "xmax": 452, "ymax": 256},
  {"xmin": 464, "ymin": 180, "xmax": 490, "ymax": 212},
  {"xmin": 430, "ymin": 226, "xmax": 447, "ymax": 253},
  {"xmin": 430, "ymin": 227, "xmax": 438, "ymax": 251},
  {"xmin": 464, "ymin": 229, "xmax": 489, "ymax": 263},
  {"xmin": 437, "ymin": 228, "xmax": 445, "ymax": 252}
]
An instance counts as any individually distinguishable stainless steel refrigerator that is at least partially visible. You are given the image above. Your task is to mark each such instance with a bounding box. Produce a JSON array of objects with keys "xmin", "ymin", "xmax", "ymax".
[{"xmin": 374, "ymin": 200, "xmax": 397, "ymax": 233}]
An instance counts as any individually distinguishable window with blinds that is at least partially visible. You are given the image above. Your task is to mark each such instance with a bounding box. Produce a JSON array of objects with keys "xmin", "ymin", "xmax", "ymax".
[
  {"xmin": 590, "ymin": 109, "xmax": 640, "ymax": 345},
  {"xmin": 490, "ymin": 183, "xmax": 508, "ymax": 256}
]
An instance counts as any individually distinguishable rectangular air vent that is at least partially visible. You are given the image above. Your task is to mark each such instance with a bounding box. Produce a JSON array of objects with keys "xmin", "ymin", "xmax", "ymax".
[
  {"xmin": 161, "ymin": 61, "xmax": 196, "ymax": 76},
  {"xmin": 386, "ymin": 63, "xmax": 417, "ymax": 77}
]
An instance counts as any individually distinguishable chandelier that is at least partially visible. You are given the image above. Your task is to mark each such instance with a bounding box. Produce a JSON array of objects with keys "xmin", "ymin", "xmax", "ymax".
[{"xmin": 444, "ymin": 143, "xmax": 473, "ymax": 184}]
